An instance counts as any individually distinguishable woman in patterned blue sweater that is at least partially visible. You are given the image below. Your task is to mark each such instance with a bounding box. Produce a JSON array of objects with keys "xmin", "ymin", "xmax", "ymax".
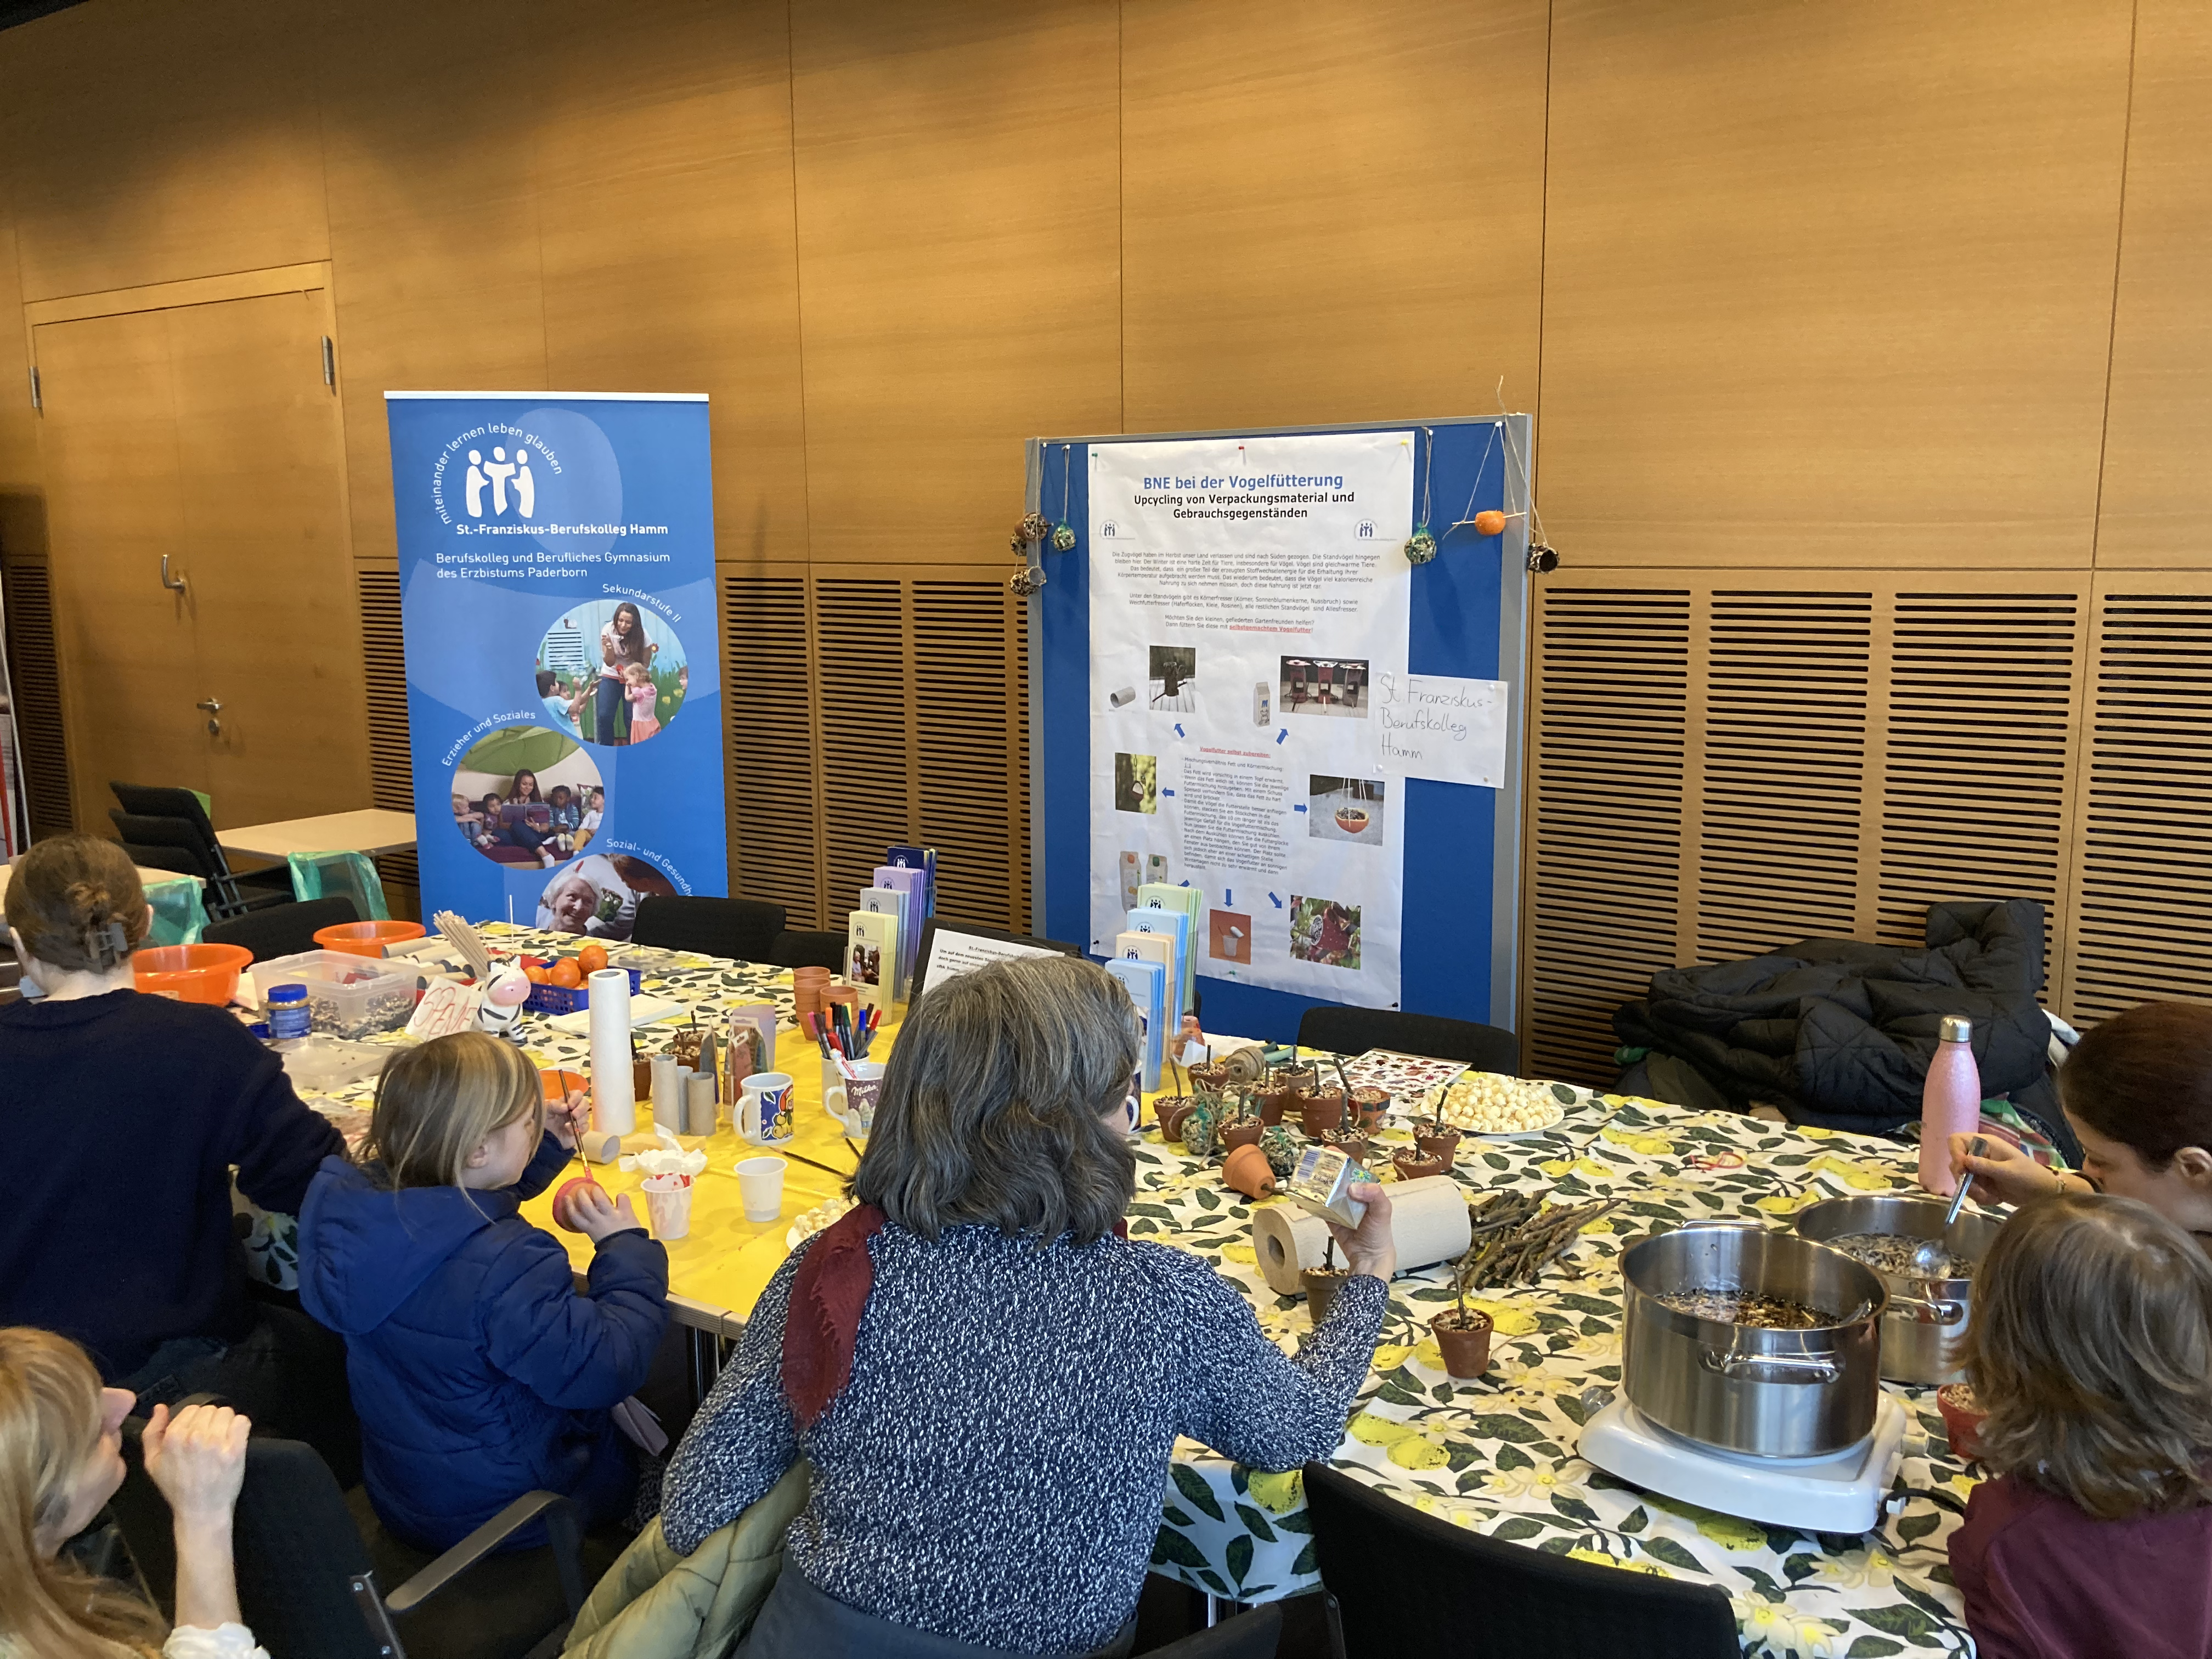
[{"xmin": 660, "ymin": 954, "xmax": 1393, "ymax": 1658}]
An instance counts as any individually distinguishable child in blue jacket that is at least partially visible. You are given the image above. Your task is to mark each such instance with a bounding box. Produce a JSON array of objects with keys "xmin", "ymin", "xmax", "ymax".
[{"xmin": 298, "ymin": 1030, "xmax": 669, "ymax": 1549}]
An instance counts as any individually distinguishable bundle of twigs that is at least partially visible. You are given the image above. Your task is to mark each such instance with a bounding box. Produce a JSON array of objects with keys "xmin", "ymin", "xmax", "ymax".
[{"xmin": 1455, "ymin": 1188, "xmax": 1622, "ymax": 1293}]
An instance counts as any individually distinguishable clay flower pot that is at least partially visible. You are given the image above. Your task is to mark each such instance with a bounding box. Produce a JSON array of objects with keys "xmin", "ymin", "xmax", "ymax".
[
  {"xmin": 1155, "ymin": 1097, "xmax": 1198, "ymax": 1144},
  {"xmin": 1276, "ymin": 1063, "xmax": 1320, "ymax": 1093},
  {"xmin": 1221, "ymin": 1120, "xmax": 1265, "ymax": 1151},
  {"xmin": 1301, "ymin": 1090, "xmax": 1348, "ymax": 1138},
  {"xmin": 1319, "ymin": 1130, "xmax": 1370, "ymax": 1166},
  {"xmin": 1413, "ymin": 1126, "xmax": 1462, "ymax": 1165},
  {"xmin": 1302, "ymin": 1266, "xmax": 1351, "ymax": 1324},
  {"xmin": 1351, "ymin": 1086, "xmax": 1391, "ymax": 1132},
  {"xmin": 1430, "ymin": 1309, "xmax": 1494, "ymax": 1379},
  {"xmin": 1392, "ymin": 1150, "xmax": 1448, "ymax": 1182},
  {"xmin": 1937, "ymin": 1384, "xmax": 1987, "ymax": 1462},
  {"xmin": 1187, "ymin": 1062, "xmax": 1231, "ymax": 1096},
  {"xmin": 1222, "ymin": 1142, "xmax": 1278, "ymax": 1199},
  {"xmin": 1259, "ymin": 1086, "xmax": 1305, "ymax": 1126}
]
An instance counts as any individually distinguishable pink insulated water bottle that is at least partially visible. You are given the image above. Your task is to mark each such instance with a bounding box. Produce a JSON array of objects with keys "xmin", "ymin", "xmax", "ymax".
[{"xmin": 1918, "ymin": 1015, "xmax": 1982, "ymax": 1196}]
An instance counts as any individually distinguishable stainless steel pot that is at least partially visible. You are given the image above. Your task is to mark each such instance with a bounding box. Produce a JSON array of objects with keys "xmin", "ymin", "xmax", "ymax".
[
  {"xmin": 1796, "ymin": 1195, "xmax": 2000, "ymax": 1385},
  {"xmin": 1621, "ymin": 1225, "xmax": 1887, "ymax": 1459}
]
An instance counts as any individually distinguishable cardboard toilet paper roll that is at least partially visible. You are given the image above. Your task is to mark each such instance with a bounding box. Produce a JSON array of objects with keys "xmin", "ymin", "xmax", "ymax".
[
  {"xmin": 577, "ymin": 1127, "xmax": 666, "ymax": 1165},
  {"xmin": 650, "ymin": 1054, "xmax": 683, "ymax": 1132},
  {"xmin": 684, "ymin": 1073, "xmax": 719, "ymax": 1136},
  {"xmin": 1108, "ymin": 686, "xmax": 1138, "ymax": 709},
  {"xmin": 1251, "ymin": 1175, "xmax": 1472, "ymax": 1295}
]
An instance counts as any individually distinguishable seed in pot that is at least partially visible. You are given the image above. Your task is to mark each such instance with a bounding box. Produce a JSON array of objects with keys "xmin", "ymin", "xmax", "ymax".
[
  {"xmin": 1827, "ymin": 1231, "xmax": 1977, "ymax": 1280},
  {"xmin": 1653, "ymin": 1289, "xmax": 1826, "ymax": 1329}
]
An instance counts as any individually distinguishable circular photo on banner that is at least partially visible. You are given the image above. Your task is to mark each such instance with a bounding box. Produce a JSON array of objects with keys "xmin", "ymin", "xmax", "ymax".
[
  {"xmin": 451, "ymin": 725, "xmax": 605, "ymax": 871},
  {"xmin": 535, "ymin": 853, "xmax": 682, "ymax": 943},
  {"xmin": 535, "ymin": 600, "xmax": 689, "ymax": 749}
]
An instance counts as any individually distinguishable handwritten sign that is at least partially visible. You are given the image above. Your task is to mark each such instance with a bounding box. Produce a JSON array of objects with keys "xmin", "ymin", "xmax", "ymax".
[{"xmin": 1374, "ymin": 672, "xmax": 1509, "ymax": 788}]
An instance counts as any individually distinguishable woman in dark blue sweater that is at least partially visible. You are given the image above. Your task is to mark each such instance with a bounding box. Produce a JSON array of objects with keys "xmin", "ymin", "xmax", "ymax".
[
  {"xmin": 0, "ymin": 835, "xmax": 351, "ymax": 1463},
  {"xmin": 660, "ymin": 954, "xmax": 1395, "ymax": 1658}
]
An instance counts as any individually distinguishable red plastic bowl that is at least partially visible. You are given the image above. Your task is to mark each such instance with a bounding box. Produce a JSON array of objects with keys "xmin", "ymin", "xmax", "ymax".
[{"xmin": 132, "ymin": 944, "xmax": 252, "ymax": 1005}]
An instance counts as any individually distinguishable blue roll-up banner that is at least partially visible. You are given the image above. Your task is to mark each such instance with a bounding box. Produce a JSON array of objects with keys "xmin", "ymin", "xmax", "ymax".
[{"xmin": 385, "ymin": 392, "xmax": 726, "ymax": 937}]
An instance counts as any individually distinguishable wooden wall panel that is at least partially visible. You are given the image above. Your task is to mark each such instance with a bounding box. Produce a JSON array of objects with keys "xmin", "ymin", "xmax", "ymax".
[
  {"xmin": 2095, "ymin": 0, "xmax": 2212, "ymax": 568},
  {"xmin": 1540, "ymin": 0, "xmax": 2134, "ymax": 571},
  {"xmin": 1, "ymin": 0, "xmax": 328, "ymax": 301},
  {"xmin": 788, "ymin": 1, "xmax": 1122, "ymax": 568},
  {"xmin": 532, "ymin": 0, "xmax": 810, "ymax": 568},
  {"xmin": 319, "ymin": 0, "xmax": 547, "ymax": 562},
  {"xmin": 1120, "ymin": 0, "xmax": 1548, "ymax": 433}
]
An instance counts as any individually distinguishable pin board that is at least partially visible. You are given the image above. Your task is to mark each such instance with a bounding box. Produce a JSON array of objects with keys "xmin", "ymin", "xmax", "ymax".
[{"xmin": 1026, "ymin": 418, "xmax": 1532, "ymax": 1046}]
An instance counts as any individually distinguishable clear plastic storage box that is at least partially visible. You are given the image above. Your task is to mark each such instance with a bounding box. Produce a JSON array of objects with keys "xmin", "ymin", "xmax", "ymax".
[{"xmin": 255, "ymin": 950, "xmax": 421, "ymax": 1039}]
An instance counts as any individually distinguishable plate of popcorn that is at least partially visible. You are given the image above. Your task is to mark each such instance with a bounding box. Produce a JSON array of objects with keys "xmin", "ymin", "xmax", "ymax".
[
  {"xmin": 1434, "ymin": 1071, "xmax": 1569, "ymax": 1138},
  {"xmin": 786, "ymin": 1194, "xmax": 858, "ymax": 1250}
]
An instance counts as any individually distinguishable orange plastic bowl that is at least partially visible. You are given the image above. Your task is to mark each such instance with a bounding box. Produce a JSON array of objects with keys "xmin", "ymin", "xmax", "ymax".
[
  {"xmin": 313, "ymin": 919, "xmax": 427, "ymax": 958},
  {"xmin": 132, "ymin": 944, "xmax": 252, "ymax": 1006}
]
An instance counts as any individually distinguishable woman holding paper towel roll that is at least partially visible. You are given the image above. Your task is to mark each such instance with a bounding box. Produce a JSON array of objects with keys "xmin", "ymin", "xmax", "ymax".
[{"xmin": 660, "ymin": 955, "xmax": 1393, "ymax": 1658}]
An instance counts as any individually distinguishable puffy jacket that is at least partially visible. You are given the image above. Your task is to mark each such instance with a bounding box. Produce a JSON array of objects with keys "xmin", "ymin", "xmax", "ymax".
[{"xmin": 297, "ymin": 1133, "xmax": 669, "ymax": 1549}]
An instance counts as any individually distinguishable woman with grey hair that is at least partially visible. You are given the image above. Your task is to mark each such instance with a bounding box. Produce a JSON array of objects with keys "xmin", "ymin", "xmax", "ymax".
[{"xmin": 659, "ymin": 953, "xmax": 1393, "ymax": 1658}]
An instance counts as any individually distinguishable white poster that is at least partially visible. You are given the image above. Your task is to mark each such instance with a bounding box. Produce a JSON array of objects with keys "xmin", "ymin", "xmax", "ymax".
[{"xmin": 1088, "ymin": 432, "xmax": 1413, "ymax": 1008}]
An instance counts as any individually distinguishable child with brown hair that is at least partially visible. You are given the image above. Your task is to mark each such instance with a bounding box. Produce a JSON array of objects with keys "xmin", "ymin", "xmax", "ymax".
[
  {"xmin": 296, "ymin": 1032, "xmax": 669, "ymax": 1550},
  {"xmin": 1950, "ymin": 1191, "xmax": 2212, "ymax": 1658}
]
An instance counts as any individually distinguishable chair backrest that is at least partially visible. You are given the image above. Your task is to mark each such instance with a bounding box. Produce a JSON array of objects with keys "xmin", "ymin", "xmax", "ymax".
[
  {"xmin": 631, "ymin": 895, "xmax": 786, "ymax": 963},
  {"xmin": 1303, "ymin": 1463, "xmax": 1739, "ymax": 1659},
  {"xmin": 768, "ymin": 928, "xmax": 849, "ymax": 972},
  {"xmin": 117, "ymin": 843, "xmax": 208, "ymax": 879},
  {"xmin": 1295, "ymin": 1006, "xmax": 1520, "ymax": 1075},
  {"xmin": 110, "ymin": 784, "xmax": 222, "ymax": 846},
  {"xmin": 110, "ymin": 811, "xmax": 222, "ymax": 874},
  {"xmin": 204, "ymin": 895, "xmax": 358, "ymax": 961},
  {"xmin": 1143, "ymin": 1602, "xmax": 1282, "ymax": 1658}
]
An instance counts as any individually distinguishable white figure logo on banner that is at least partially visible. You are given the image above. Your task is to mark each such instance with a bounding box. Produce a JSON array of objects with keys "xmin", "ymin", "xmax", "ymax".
[{"xmin": 464, "ymin": 445, "xmax": 537, "ymax": 520}]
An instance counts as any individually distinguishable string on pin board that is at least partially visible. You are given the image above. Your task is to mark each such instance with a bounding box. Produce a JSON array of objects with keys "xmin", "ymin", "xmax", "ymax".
[{"xmin": 1404, "ymin": 427, "xmax": 1438, "ymax": 564}]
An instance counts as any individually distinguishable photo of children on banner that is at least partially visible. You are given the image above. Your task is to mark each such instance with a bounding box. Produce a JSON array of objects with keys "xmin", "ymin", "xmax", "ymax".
[
  {"xmin": 1114, "ymin": 752, "xmax": 1158, "ymax": 814},
  {"xmin": 1289, "ymin": 894, "xmax": 1361, "ymax": 968},
  {"xmin": 1310, "ymin": 774, "xmax": 1386, "ymax": 843},
  {"xmin": 535, "ymin": 853, "xmax": 680, "ymax": 941},
  {"xmin": 534, "ymin": 599, "xmax": 689, "ymax": 748},
  {"xmin": 451, "ymin": 725, "xmax": 605, "ymax": 870},
  {"xmin": 1278, "ymin": 654, "xmax": 1369, "ymax": 718},
  {"xmin": 1148, "ymin": 644, "xmax": 1195, "ymax": 712}
]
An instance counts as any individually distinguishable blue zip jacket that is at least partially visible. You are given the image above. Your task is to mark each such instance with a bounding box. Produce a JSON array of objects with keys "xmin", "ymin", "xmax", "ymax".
[{"xmin": 297, "ymin": 1132, "xmax": 670, "ymax": 1549}]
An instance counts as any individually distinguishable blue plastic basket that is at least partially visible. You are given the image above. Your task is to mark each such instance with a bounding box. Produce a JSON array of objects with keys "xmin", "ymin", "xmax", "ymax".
[{"xmin": 521, "ymin": 963, "xmax": 643, "ymax": 1016}]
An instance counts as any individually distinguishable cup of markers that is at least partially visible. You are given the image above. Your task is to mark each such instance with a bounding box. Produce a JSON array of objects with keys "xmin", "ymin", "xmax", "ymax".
[{"xmin": 802, "ymin": 1000, "xmax": 881, "ymax": 1068}]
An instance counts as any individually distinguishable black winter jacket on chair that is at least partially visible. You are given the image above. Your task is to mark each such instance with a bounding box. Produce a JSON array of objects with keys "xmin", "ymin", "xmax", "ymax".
[{"xmin": 1612, "ymin": 899, "xmax": 2064, "ymax": 1145}]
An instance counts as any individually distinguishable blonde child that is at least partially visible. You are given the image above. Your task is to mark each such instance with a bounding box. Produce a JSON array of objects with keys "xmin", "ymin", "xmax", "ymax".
[
  {"xmin": 622, "ymin": 662, "xmax": 661, "ymax": 742},
  {"xmin": 297, "ymin": 1032, "xmax": 669, "ymax": 1550},
  {"xmin": 1950, "ymin": 1192, "xmax": 2212, "ymax": 1657}
]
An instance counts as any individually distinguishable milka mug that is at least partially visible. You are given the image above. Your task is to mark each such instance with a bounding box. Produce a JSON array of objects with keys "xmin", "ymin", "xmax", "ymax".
[
  {"xmin": 823, "ymin": 1058, "xmax": 886, "ymax": 1141},
  {"xmin": 738, "ymin": 1070, "xmax": 795, "ymax": 1144}
]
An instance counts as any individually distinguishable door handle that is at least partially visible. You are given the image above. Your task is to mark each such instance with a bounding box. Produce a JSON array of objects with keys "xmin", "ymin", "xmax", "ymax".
[
  {"xmin": 161, "ymin": 555, "xmax": 187, "ymax": 594},
  {"xmin": 196, "ymin": 697, "xmax": 222, "ymax": 737}
]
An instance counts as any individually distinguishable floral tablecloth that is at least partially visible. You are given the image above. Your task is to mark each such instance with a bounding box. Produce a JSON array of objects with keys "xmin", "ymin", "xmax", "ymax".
[{"xmin": 1136, "ymin": 1088, "xmax": 1979, "ymax": 1658}]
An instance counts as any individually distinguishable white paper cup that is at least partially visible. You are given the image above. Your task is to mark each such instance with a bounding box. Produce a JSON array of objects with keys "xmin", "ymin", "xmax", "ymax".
[
  {"xmin": 734, "ymin": 1155, "xmax": 787, "ymax": 1223},
  {"xmin": 640, "ymin": 1172, "xmax": 693, "ymax": 1242}
]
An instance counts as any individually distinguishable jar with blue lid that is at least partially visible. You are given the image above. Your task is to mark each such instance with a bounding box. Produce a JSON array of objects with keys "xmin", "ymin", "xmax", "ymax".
[{"xmin": 267, "ymin": 984, "xmax": 311, "ymax": 1041}]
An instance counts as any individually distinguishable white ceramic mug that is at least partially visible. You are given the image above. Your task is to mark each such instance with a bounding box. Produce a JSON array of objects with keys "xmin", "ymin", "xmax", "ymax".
[
  {"xmin": 738, "ymin": 1071, "xmax": 795, "ymax": 1144},
  {"xmin": 823, "ymin": 1058, "xmax": 886, "ymax": 1141}
]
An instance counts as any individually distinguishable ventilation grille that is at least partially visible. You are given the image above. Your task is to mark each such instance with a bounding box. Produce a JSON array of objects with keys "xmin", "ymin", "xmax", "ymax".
[
  {"xmin": 815, "ymin": 580, "xmax": 911, "ymax": 924},
  {"xmin": 914, "ymin": 581, "xmax": 1023, "ymax": 931},
  {"xmin": 2067, "ymin": 592, "xmax": 2212, "ymax": 1020},
  {"xmin": 1525, "ymin": 588, "xmax": 1691, "ymax": 1086},
  {"xmin": 1695, "ymin": 593, "xmax": 1869, "ymax": 962},
  {"xmin": 357, "ymin": 568, "xmax": 410, "ymax": 811},
  {"xmin": 1, "ymin": 563, "xmax": 74, "ymax": 839},
  {"xmin": 721, "ymin": 574, "xmax": 822, "ymax": 927},
  {"xmin": 1876, "ymin": 593, "xmax": 2080, "ymax": 988}
]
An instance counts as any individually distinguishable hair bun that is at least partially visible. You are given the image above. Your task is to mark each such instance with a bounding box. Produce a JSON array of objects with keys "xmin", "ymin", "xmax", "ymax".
[{"xmin": 63, "ymin": 881, "xmax": 113, "ymax": 916}]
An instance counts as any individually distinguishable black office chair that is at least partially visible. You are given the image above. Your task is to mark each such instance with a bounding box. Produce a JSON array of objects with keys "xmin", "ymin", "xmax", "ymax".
[
  {"xmin": 631, "ymin": 895, "xmax": 785, "ymax": 963},
  {"xmin": 109, "ymin": 783, "xmax": 292, "ymax": 919},
  {"xmin": 1140, "ymin": 1603, "xmax": 1282, "ymax": 1657},
  {"xmin": 769, "ymin": 928, "xmax": 849, "ymax": 972},
  {"xmin": 108, "ymin": 1423, "xmax": 613, "ymax": 1659},
  {"xmin": 1303, "ymin": 1462, "xmax": 1738, "ymax": 1659},
  {"xmin": 203, "ymin": 895, "xmax": 360, "ymax": 962},
  {"xmin": 1296, "ymin": 1006, "xmax": 1519, "ymax": 1075}
]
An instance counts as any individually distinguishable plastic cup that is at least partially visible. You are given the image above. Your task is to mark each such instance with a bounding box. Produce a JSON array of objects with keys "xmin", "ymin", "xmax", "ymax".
[
  {"xmin": 735, "ymin": 1156, "xmax": 787, "ymax": 1223},
  {"xmin": 640, "ymin": 1172, "xmax": 693, "ymax": 1242}
]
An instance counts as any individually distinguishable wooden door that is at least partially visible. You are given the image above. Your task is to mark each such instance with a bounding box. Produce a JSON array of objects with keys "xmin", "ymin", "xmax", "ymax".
[
  {"xmin": 31, "ymin": 276, "xmax": 368, "ymax": 834},
  {"xmin": 30, "ymin": 308, "xmax": 210, "ymax": 828}
]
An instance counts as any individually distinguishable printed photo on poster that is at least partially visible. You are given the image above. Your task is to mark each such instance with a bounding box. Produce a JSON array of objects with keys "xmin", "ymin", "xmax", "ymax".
[
  {"xmin": 1279, "ymin": 656, "xmax": 1369, "ymax": 719},
  {"xmin": 1208, "ymin": 908, "xmax": 1251, "ymax": 963},
  {"xmin": 1147, "ymin": 645, "xmax": 1196, "ymax": 712},
  {"xmin": 1309, "ymin": 775, "xmax": 1385, "ymax": 844},
  {"xmin": 1114, "ymin": 752, "xmax": 1158, "ymax": 814},
  {"xmin": 1289, "ymin": 894, "xmax": 1361, "ymax": 969},
  {"xmin": 537, "ymin": 599, "xmax": 689, "ymax": 748},
  {"xmin": 451, "ymin": 726, "xmax": 603, "ymax": 870},
  {"xmin": 534, "ymin": 852, "xmax": 679, "ymax": 941}
]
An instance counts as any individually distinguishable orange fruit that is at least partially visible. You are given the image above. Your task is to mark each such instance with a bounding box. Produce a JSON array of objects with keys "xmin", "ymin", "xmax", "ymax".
[
  {"xmin": 577, "ymin": 943, "xmax": 608, "ymax": 976},
  {"xmin": 523, "ymin": 964, "xmax": 549, "ymax": 984},
  {"xmin": 549, "ymin": 958, "xmax": 583, "ymax": 989}
]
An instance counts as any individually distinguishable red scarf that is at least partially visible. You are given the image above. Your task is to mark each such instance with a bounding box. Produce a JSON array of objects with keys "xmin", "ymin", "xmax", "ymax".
[{"xmin": 781, "ymin": 1205, "xmax": 1130, "ymax": 1427}]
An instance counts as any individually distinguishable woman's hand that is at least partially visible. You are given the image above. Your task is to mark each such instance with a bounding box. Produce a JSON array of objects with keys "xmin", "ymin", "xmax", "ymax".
[
  {"xmin": 143, "ymin": 1403, "xmax": 250, "ymax": 1525},
  {"xmin": 567, "ymin": 1183, "xmax": 645, "ymax": 1243},
  {"xmin": 1949, "ymin": 1131, "xmax": 2068, "ymax": 1206},
  {"xmin": 1326, "ymin": 1182, "xmax": 1397, "ymax": 1283}
]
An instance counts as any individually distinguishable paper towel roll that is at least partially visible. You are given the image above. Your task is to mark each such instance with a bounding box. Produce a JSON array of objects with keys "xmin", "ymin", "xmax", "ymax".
[
  {"xmin": 1251, "ymin": 1176, "xmax": 1471, "ymax": 1295},
  {"xmin": 650, "ymin": 1054, "xmax": 682, "ymax": 1131},
  {"xmin": 589, "ymin": 968, "xmax": 636, "ymax": 1136}
]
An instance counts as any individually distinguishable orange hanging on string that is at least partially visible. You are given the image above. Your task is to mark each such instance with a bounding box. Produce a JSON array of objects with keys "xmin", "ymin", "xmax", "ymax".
[{"xmin": 1473, "ymin": 510, "xmax": 1508, "ymax": 537}]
